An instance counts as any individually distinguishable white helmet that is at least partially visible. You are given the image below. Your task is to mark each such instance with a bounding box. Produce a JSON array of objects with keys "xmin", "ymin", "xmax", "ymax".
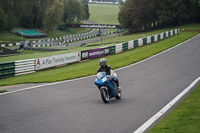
[{"xmin": 100, "ymin": 58, "xmax": 107, "ymax": 67}]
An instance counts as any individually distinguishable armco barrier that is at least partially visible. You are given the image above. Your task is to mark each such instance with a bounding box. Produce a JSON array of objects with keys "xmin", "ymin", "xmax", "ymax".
[
  {"xmin": 151, "ymin": 36, "xmax": 154, "ymax": 43},
  {"xmin": 147, "ymin": 36, "xmax": 151, "ymax": 44},
  {"xmin": 109, "ymin": 46, "xmax": 116, "ymax": 54},
  {"xmin": 122, "ymin": 43, "xmax": 128, "ymax": 51},
  {"xmin": 168, "ymin": 31, "xmax": 171, "ymax": 37},
  {"xmin": 134, "ymin": 40, "xmax": 139, "ymax": 48},
  {"xmin": 158, "ymin": 34, "xmax": 161, "ymax": 41},
  {"xmin": 15, "ymin": 59, "xmax": 35, "ymax": 76},
  {"xmin": 0, "ymin": 62, "xmax": 15, "ymax": 79},
  {"xmin": 115, "ymin": 43, "xmax": 122, "ymax": 53},
  {"xmin": 138, "ymin": 38, "xmax": 143, "ymax": 46},
  {"xmin": 143, "ymin": 38, "xmax": 147, "ymax": 45},
  {"xmin": 164, "ymin": 32, "xmax": 166, "ymax": 38},
  {"xmin": 128, "ymin": 41, "xmax": 134, "ymax": 49}
]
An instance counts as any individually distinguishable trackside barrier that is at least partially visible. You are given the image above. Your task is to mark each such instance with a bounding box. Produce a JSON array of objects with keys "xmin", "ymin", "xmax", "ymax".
[
  {"xmin": 158, "ymin": 34, "xmax": 161, "ymax": 41},
  {"xmin": 138, "ymin": 38, "xmax": 143, "ymax": 46},
  {"xmin": 143, "ymin": 38, "xmax": 147, "ymax": 45},
  {"xmin": 147, "ymin": 36, "xmax": 151, "ymax": 44},
  {"xmin": 151, "ymin": 36, "xmax": 154, "ymax": 43},
  {"xmin": 122, "ymin": 43, "xmax": 128, "ymax": 51},
  {"xmin": 128, "ymin": 41, "xmax": 134, "ymax": 49},
  {"xmin": 115, "ymin": 43, "xmax": 123, "ymax": 53},
  {"xmin": 0, "ymin": 29, "xmax": 179, "ymax": 79},
  {"xmin": 15, "ymin": 59, "xmax": 35, "ymax": 76},
  {"xmin": 35, "ymin": 52, "xmax": 81, "ymax": 70},
  {"xmin": 0, "ymin": 62, "xmax": 15, "ymax": 79},
  {"xmin": 109, "ymin": 46, "xmax": 116, "ymax": 54},
  {"xmin": 164, "ymin": 33, "xmax": 166, "ymax": 38}
]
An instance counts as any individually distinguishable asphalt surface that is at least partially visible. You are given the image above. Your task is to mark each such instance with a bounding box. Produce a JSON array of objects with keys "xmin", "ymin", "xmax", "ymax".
[{"xmin": 0, "ymin": 35, "xmax": 200, "ymax": 133}]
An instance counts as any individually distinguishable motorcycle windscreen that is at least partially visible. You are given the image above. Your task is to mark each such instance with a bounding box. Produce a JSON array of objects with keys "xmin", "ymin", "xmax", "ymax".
[{"xmin": 96, "ymin": 72, "xmax": 106, "ymax": 80}]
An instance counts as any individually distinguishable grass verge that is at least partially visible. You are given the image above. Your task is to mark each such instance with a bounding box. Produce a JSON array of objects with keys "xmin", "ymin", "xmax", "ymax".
[
  {"xmin": 0, "ymin": 90, "xmax": 8, "ymax": 93},
  {"xmin": 148, "ymin": 83, "xmax": 200, "ymax": 133},
  {"xmin": 0, "ymin": 30, "xmax": 198, "ymax": 86}
]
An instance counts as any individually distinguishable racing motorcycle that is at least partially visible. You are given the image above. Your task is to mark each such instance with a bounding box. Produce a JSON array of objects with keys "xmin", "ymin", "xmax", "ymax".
[{"xmin": 94, "ymin": 70, "xmax": 121, "ymax": 103}]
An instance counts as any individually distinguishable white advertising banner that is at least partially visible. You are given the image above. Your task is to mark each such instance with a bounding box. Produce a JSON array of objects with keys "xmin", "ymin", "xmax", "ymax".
[
  {"xmin": 35, "ymin": 52, "xmax": 81, "ymax": 70},
  {"xmin": 138, "ymin": 38, "xmax": 143, "ymax": 46},
  {"xmin": 128, "ymin": 41, "xmax": 134, "ymax": 49},
  {"xmin": 115, "ymin": 43, "xmax": 122, "ymax": 53},
  {"xmin": 147, "ymin": 36, "xmax": 151, "ymax": 44}
]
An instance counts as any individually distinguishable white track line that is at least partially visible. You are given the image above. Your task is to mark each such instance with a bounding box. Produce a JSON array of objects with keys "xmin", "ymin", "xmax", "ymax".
[
  {"xmin": 133, "ymin": 76, "xmax": 200, "ymax": 133},
  {"xmin": 0, "ymin": 34, "xmax": 199, "ymax": 96}
]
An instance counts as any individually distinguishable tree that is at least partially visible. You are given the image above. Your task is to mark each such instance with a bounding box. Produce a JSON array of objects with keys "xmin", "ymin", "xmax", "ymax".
[
  {"xmin": 0, "ymin": 0, "xmax": 93, "ymax": 32},
  {"xmin": 0, "ymin": 8, "xmax": 7, "ymax": 31},
  {"xmin": 44, "ymin": 0, "xmax": 64, "ymax": 33},
  {"xmin": 82, "ymin": 0, "xmax": 90, "ymax": 20},
  {"xmin": 63, "ymin": 0, "xmax": 85, "ymax": 24},
  {"xmin": 118, "ymin": 0, "xmax": 200, "ymax": 33}
]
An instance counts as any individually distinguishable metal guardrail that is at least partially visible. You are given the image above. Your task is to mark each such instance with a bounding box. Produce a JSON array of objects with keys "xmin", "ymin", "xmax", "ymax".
[
  {"xmin": 15, "ymin": 59, "xmax": 35, "ymax": 76},
  {"xmin": 0, "ymin": 62, "xmax": 15, "ymax": 79}
]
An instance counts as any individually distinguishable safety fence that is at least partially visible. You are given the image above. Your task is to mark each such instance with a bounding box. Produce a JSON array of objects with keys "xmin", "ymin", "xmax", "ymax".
[
  {"xmin": 0, "ymin": 29, "xmax": 179, "ymax": 79},
  {"xmin": 15, "ymin": 59, "xmax": 35, "ymax": 76},
  {"xmin": 0, "ymin": 62, "xmax": 15, "ymax": 79}
]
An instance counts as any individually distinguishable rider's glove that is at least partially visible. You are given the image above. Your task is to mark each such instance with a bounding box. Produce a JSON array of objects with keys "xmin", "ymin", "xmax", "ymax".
[{"xmin": 107, "ymin": 75, "xmax": 112, "ymax": 79}]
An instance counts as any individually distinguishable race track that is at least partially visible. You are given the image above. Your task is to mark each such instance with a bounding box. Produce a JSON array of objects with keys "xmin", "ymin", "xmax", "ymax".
[{"xmin": 0, "ymin": 35, "xmax": 200, "ymax": 133}]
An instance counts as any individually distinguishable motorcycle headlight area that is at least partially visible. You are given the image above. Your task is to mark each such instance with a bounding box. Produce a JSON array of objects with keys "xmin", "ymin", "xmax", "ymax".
[{"xmin": 97, "ymin": 73, "xmax": 103, "ymax": 79}]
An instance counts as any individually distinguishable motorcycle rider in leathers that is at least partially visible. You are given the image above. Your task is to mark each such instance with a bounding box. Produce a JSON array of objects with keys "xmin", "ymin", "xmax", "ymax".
[{"xmin": 97, "ymin": 58, "xmax": 120, "ymax": 89}]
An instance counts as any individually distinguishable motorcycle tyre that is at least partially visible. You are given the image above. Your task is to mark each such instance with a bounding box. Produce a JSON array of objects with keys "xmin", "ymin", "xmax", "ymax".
[
  {"xmin": 115, "ymin": 87, "xmax": 122, "ymax": 99},
  {"xmin": 100, "ymin": 87, "xmax": 110, "ymax": 103}
]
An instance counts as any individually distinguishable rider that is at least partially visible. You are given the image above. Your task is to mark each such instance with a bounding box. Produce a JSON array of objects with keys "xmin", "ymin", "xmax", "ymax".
[{"xmin": 97, "ymin": 58, "xmax": 120, "ymax": 89}]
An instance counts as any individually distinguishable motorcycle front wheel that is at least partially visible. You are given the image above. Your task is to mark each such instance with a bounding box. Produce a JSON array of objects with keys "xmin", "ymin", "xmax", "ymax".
[
  {"xmin": 100, "ymin": 87, "xmax": 110, "ymax": 103},
  {"xmin": 115, "ymin": 87, "xmax": 121, "ymax": 99}
]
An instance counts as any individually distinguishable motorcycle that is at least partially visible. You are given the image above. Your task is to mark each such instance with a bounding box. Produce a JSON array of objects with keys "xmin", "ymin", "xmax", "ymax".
[{"xmin": 94, "ymin": 71, "xmax": 121, "ymax": 103}]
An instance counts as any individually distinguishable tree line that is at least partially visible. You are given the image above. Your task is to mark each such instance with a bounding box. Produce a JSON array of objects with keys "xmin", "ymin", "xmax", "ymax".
[
  {"xmin": 0, "ymin": 0, "xmax": 90, "ymax": 32},
  {"xmin": 118, "ymin": 0, "xmax": 200, "ymax": 33}
]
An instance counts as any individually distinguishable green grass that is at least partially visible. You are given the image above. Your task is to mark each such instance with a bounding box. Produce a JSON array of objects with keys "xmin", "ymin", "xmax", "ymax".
[
  {"xmin": 89, "ymin": 4, "xmax": 120, "ymax": 24},
  {"xmin": 148, "ymin": 83, "xmax": 200, "ymax": 133},
  {"xmin": 0, "ymin": 30, "xmax": 198, "ymax": 86},
  {"xmin": 0, "ymin": 32, "xmax": 22, "ymax": 44},
  {"xmin": 0, "ymin": 90, "xmax": 8, "ymax": 93}
]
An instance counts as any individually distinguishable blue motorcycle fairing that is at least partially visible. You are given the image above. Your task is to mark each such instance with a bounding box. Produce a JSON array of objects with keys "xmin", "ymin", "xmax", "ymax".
[{"xmin": 94, "ymin": 72, "xmax": 116, "ymax": 98}]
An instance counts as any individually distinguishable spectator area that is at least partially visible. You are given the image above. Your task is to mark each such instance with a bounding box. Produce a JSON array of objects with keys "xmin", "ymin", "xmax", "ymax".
[{"xmin": 15, "ymin": 30, "xmax": 47, "ymax": 39}]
